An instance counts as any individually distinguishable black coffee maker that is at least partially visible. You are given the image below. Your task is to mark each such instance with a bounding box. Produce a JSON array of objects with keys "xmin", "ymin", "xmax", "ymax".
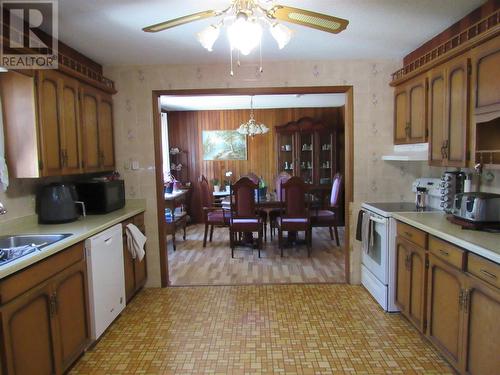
[{"xmin": 37, "ymin": 183, "xmax": 85, "ymax": 224}]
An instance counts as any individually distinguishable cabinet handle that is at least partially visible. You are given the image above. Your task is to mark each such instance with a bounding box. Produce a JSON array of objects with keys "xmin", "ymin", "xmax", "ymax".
[
  {"xmin": 443, "ymin": 140, "xmax": 449, "ymax": 159},
  {"xmin": 438, "ymin": 249, "xmax": 449, "ymax": 257},
  {"xmin": 463, "ymin": 289, "xmax": 470, "ymax": 314},
  {"xmin": 49, "ymin": 293, "xmax": 57, "ymax": 316},
  {"xmin": 404, "ymin": 231, "xmax": 413, "ymax": 238},
  {"xmin": 480, "ymin": 269, "xmax": 498, "ymax": 280},
  {"xmin": 458, "ymin": 289, "xmax": 464, "ymax": 310}
]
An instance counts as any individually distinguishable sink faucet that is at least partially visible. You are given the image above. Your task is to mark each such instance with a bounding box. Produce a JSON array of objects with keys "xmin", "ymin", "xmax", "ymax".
[{"xmin": 0, "ymin": 201, "xmax": 6, "ymax": 215}]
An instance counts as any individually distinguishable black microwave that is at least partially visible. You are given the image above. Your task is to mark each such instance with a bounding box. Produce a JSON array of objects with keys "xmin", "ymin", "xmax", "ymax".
[{"xmin": 75, "ymin": 180, "xmax": 125, "ymax": 214}]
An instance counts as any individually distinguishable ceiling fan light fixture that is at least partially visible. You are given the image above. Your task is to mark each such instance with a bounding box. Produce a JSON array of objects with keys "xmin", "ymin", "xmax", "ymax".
[
  {"xmin": 270, "ymin": 22, "xmax": 292, "ymax": 49},
  {"xmin": 228, "ymin": 15, "xmax": 262, "ymax": 56},
  {"xmin": 197, "ymin": 24, "xmax": 220, "ymax": 51}
]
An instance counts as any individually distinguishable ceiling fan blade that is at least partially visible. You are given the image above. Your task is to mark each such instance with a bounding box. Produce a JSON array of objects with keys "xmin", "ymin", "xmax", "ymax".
[
  {"xmin": 143, "ymin": 10, "xmax": 218, "ymax": 32},
  {"xmin": 267, "ymin": 5, "xmax": 348, "ymax": 34}
]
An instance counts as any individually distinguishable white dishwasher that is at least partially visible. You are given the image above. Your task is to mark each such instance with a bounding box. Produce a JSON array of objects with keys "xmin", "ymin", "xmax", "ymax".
[{"xmin": 85, "ymin": 223, "xmax": 125, "ymax": 340}]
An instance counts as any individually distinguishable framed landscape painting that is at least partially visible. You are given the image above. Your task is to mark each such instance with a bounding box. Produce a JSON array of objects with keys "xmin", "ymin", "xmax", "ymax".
[{"xmin": 202, "ymin": 130, "xmax": 247, "ymax": 160}]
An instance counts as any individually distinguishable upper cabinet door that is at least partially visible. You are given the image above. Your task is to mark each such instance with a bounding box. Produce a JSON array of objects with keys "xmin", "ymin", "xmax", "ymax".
[
  {"xmin": 446, "ymin": 57, "xmax": 470, "ymax": 167},
  {"xmin": 428, "ymin": 68, "xmax": 446, "ymax": 166},
  {"xmin": 98, "ymin": 96, "xmax": 115, "ymax": 170},
  {"xmin": 408, "ymin": 77, "xmax": 427, "ymax": 143},
  {"xmin": 37, "ymin": 70, "xmax": 63, "ymax": 176},
  {"xmin": 60, "ymin": 75, "xmax": 82, "ymax": 174},
  {"xmin": 80, "ymin": 85, "xmax": 101, "ymax": 172},
  {"xmin": 393, "ymin": 76, "xmax": 427, "ymax": 144},
  {"xmin": 394, "ymin": 89, "xmax": 408, "ymax": 144},
  {"xmin": 472, "ymin": 36, "xmax": 500, "ymax": 117}
]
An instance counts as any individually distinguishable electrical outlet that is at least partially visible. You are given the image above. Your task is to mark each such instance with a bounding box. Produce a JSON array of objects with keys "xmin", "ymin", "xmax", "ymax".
[{"xmin": 131, "ymin": 160, "xmax": 140, "ymax": 170}]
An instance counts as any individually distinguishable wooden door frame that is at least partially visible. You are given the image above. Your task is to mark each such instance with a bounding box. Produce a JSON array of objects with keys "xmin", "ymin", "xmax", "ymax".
[{"xmin": 152, "ymin": 86, "xmax": 354, "ymax": 287}]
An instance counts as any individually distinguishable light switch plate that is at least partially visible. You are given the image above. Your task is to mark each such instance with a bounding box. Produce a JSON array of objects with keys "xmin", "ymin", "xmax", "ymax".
[{"xmin": 131, "ymin": 160, "xmax": 140, "ymax": 170}]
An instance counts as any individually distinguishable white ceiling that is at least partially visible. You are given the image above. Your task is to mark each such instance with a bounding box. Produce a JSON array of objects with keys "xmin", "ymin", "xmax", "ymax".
[
  {"xmin": 57, "ymin": 0, "xmax": 484, "ymax": 66},
  {"xmin": 161, "ymin": 93, "xmax": 346, "ymax": 111}
]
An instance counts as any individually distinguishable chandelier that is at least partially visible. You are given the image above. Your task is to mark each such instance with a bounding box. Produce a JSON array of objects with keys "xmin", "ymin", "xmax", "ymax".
[
  {"xmin": 196, "ymin": 1, "xmax": 293, "ymax": 75},
  {"xmin": 237, "ymin": 96, "xmax": 269, "ymax": 137}
]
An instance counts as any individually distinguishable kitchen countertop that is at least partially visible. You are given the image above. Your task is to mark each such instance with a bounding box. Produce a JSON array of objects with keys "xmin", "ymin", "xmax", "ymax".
[
  {"xmin": 0, "ymin": 199, "xmax": 146, "ymax": 280},
  {"xmin": 392, "ymin": 211, "xmax": 500, "ymax": 264}
]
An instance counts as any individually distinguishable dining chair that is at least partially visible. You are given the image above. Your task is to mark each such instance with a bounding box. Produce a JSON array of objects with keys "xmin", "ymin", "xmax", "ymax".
[
  {"xmin": 199, "ymin": 175, "xmax": 231, "ymax": 247},
  {"xmin": 242, "ymin": 172, "xmax": 268, "ymax": 241},
  {"xmin": 269, "ymin": 172, "xmax": 291, "ymax": 240},
  {"xmin": 229, "ymin": 177, "xmax": 263, "ymax": 258},
  {"xmin": 310, "ymin": 173, "xmax": 343, "ymax": 246},
  {"xmin": 276, "ymin": 176, "xmax": 311, "ymax": 257}
]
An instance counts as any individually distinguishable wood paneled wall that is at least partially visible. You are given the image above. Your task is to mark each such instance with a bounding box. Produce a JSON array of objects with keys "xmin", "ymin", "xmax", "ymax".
[{"xmin": 167, "ymin": 107, "xmax": 344, "ymax": 223}]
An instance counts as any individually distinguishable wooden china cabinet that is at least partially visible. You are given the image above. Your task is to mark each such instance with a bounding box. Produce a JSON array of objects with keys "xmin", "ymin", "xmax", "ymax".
[{"xmin": 275, "ymin": 117, "xmax": 340, "ymax": 187}]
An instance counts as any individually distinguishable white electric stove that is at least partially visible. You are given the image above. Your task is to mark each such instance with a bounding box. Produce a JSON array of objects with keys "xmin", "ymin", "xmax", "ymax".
[{"xmin": 360, "ymin": 178, "xmax": 441, "ymax": 312}]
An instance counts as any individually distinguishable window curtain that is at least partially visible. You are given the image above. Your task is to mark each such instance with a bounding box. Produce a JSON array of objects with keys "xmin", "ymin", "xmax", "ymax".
[
  {"xmin": 0, "ymin": 95, "xmax": 9, "ymax": 192},
  {"xmin": 161, "ymin": 112, "xmax": 171, "ymax": 182}
]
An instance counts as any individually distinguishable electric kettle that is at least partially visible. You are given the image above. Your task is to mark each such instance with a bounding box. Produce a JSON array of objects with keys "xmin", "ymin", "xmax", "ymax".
[{"xmin": 37, "ymin": 183, "xmax": 85, "ymax": 224}]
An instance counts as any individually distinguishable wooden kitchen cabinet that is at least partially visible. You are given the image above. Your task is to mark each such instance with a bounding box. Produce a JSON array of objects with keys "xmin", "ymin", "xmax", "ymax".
[
  {"xmin": 471, "ymin": 36, "xmax": 500, "ymax": 117},
  {"xmin": 0, "ymin": 243, "xmax": 90, "ymax": 375},
  {"xmin": 0, "ymin": 69, "xmax": 115, "ymax": 177},
  {"xmin": 393, "ymin": 75, "xmax": 428, "ymax": 144},
  {"xmin": 428, "ymin": 56, "xmax": 470, "ymax": 167},
  {"xmin": 80, "ymin": 84, "xmax": 115, "ymax": 173},
  {"xmin": 37, "ymin": 70, "xmax": 64, "ymax": 176},
  {"xmin": 427, "ymin": 252, "xmax": 466, "ymax": 371},
  {"xmin": 98, "ymin": 95, "xmax": 115, "ymax": 170},
  {"xmin": 80, "ymin": 84, "xmax": 101, "ymax": 172},
  {"xmin": 462, "ymin": 276, "xmax": 500, "ymax": 375},
  {"xmin": 122, "ymin": 213, "xmax": 147, "ymax": 303},
  {"xmin": 51, "ymin": 261, "xmax": 89, "ymax": 371},
  {"xmin": 395, "ymin": 236, "xmax": 427, "ymax": 333},
  {"xmin": 1, "ymin": 281, "xmax": 57, "ymax": 375}
]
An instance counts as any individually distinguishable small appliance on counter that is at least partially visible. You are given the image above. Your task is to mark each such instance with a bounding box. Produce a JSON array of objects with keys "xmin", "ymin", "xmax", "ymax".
[
  {"xmin": 451, "ymin": 192, "xmax": 500, "ymax": 224},
  {"xmin": 440, "ymin": 171, "xmax": 465, "ymax": 212},
  {"xmin": 37, "ymin": 183, "xmax": 86, "ymax": 224},
  {"xmin": 75, "ymin": 179, "xmax": 125, "ymax": 214}
]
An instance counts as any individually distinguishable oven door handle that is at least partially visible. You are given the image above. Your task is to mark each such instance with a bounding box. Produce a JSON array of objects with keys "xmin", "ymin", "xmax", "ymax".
[{"xmin": 369, "ymin": 215, "xmax": 386, "ymax": 224}]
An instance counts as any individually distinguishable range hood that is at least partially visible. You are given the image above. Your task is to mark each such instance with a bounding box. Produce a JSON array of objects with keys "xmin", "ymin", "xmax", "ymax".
[{"xmin": 382, "ymin": 143, "xmax": 428, "ymax": 161}]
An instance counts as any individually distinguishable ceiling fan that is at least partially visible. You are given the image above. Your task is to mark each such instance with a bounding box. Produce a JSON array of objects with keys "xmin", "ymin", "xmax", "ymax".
[{"xmin": 143, "ymin": 0, "xmax": 349, "ymax": 75}]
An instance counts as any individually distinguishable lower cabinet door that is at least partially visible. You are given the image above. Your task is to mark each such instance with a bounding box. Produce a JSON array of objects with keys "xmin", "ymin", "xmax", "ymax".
[
  {"xmin": 408, "ymin": 245, "xmax": 427, "ymax": 332},
  {"xmin": 134, "ymin": 255, "xmax": 147, "ymax": 292},
  {"xmin": 427, "ymin": 254, "xmax": 465, "ymax": 370},
  {"xmin": 395, "ymin": 237, "xmax": 410, "ymax": 314},
  {"xmin": 463, "ymin": 277, "xmax": 500, "ymax": 375},
  {"xmin": 123, "ymin": 244, "xmax": 136, "ymax": 303},
  {"xmin": 1, "ymin": 282, "xmax": 58, "ymax": 375},
  {"xmin": 52, "ymin": 260, "xmax": 90, "ymax": 372}
]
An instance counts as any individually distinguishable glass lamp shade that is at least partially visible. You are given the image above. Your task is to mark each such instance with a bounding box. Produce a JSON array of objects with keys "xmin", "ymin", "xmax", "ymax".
[
  {"xmin": 197, "ymin": 24, "xmax": 220, "ymax": 51},
  {"xmin": 270, "ymin": 23, "xmax": 292, "ymax": 49},
  {"xmin": 228, "ymin": 16, "xmax": 262, "ymax": 55},
  {"xmin": 237, "ymin": 119, "xmax": 269, "ymax": 137}
]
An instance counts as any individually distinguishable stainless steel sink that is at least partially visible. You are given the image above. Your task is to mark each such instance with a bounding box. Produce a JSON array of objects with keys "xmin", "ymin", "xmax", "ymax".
[{"xmin": 0, "ymin": 234, "xmax": 72, "ymax": 266}]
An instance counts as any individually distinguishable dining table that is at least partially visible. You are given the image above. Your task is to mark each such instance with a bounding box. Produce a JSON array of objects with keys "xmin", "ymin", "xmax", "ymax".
[{"xmin": 221, "ymin": 189, "xmax": 324, "ymax": 246}]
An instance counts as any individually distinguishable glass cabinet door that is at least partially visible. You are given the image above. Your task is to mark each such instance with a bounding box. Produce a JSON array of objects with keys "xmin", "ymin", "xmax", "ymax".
[
  {"xmin": 318, "ymin": 131, "xmax": 334, "ymax": 186},
  {"xmin": 278, "ymin": 133, "xmax": 294, "ymax": 175},
  {"xmin": 298, "ymin": 132, "xmax": 313, "ymax": 184}
]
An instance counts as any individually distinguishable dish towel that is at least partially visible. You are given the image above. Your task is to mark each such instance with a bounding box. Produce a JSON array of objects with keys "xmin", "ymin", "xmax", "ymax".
[
  {"xmin": 361, "ymin": 212, "xmax": 372, "ymax": 254},
  {"xmin": 125, "ymin": 223, "xmax": 147, "ymax": 262},
  {"xmin": 0, "ymin": 96, "xmax": 9, "ymax": 192},
  {"xmin": 355, "ymin": 210, "xmax": 364, "ymax": 241}
]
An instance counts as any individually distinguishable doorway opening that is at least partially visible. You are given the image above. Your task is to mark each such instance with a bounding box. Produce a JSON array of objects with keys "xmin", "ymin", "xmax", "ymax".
[{"xmin": 152, "ymin": 87, "xmax": 354, "ymax": 287}]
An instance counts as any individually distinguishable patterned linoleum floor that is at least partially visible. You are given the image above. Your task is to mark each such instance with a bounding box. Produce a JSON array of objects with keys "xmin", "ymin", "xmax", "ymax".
[
  {"xmin": 168, "ymin": 225, "xmax": 345, "ymax": 285},
  {"xmin": 70, "ymin": 285, "xmax": 453, "ymax": 375}
]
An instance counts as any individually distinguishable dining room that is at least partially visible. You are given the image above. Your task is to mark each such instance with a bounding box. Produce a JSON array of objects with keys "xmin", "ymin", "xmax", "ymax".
[{"xmin": 158, "ymin": 91, "xmax": 349, "ymax": 286}]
